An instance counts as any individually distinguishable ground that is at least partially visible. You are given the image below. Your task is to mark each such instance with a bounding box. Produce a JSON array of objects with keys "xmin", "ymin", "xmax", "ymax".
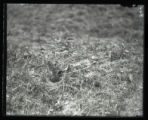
[{"xmin": 6, "ymin": 4, "xmax": 143, "ymax": 116}]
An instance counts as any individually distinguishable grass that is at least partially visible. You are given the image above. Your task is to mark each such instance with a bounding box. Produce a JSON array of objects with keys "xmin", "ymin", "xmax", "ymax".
[{"xmin": 6, "ymin": 4, "xmax": 143, "ymax": 116}]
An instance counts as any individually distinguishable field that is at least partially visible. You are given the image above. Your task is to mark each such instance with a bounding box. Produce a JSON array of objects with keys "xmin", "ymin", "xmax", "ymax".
[{"xmin": 7, "ymin": 4, "xmax": 143, "ymax": 116}]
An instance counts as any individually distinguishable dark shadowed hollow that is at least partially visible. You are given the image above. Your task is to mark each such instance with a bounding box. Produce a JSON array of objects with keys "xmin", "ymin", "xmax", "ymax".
[{"xmin": 6, "ymin": 4, "xmax": 143, "ymax": 116}]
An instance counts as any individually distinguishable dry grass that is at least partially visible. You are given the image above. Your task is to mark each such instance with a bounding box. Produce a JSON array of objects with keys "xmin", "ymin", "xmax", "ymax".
[{"xmin": 6, "ymin": 4, "xmax": 143, "ymax": 116}]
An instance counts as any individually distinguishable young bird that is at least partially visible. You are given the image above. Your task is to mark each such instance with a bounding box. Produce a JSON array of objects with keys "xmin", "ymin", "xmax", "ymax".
[{"xmin": 47, "ymin": 61, "xmax": 63, "ymax": 83}]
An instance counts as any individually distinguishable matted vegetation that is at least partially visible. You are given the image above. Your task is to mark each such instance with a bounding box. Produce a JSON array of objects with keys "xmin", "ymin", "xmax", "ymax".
[{"xmin": 7, "ymin": 4, "xmax": 143, "ymax": 116}]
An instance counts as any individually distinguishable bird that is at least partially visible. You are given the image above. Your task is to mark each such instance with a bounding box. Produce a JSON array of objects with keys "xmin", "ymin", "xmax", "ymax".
[
  {"xmin": 57, "ymin": 70, "xmax": 65, "ymax": 78},
  {"xmin": 47, "ymin": 61, "xmax": 64, "ymax": 83}
]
